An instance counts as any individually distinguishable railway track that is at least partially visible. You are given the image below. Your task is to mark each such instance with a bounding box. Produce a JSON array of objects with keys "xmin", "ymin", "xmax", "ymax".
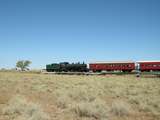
[{"xmin": 42, "ymin": 71, "xmax": 160, "ymax": 78}]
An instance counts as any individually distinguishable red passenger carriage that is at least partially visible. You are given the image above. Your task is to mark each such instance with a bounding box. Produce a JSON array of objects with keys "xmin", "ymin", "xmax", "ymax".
[
  {"xmin": 137, "ymin": 61, "xmax": 160, "ymax": 72},
  {"xmin": 89, "ymin": 61, "xmax": 135, "ymax": 72}
]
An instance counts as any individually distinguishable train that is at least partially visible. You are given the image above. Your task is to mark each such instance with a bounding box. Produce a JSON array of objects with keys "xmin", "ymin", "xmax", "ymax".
[{"xmin": 46, "ymin": 61, "xmax": 160, "ymax": 72}]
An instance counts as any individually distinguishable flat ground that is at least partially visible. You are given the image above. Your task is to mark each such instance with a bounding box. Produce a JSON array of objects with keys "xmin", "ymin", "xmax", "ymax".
[{"xmin": 0, "ymin": 72, "xmax": 160, "ymax": 120}]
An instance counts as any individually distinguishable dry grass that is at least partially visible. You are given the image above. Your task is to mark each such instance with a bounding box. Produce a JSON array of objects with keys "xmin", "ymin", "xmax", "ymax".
[
  {"xmin": 2, "ymin": 95, "xmax": 50, "ymax": 120},
  {"xmin": 0, "ymin": 72, "xmax": 160, "ymax": 120}
]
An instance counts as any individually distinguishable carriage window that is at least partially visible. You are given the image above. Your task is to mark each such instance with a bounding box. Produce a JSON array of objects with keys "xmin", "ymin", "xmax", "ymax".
[
  {"xmin": 153, "ymin": 65, "xmax": 157, "ymax": 67},
  {"xmin": 147, "ymin": 64, "xmax": 152, "ymax": 67},
  {"xmin": 149, "ymin": 64, "xmax": 153, "ymax": 67},
  {"xmin": 145, "ymin": 64, "xmax": 149, "ymax": 67}
]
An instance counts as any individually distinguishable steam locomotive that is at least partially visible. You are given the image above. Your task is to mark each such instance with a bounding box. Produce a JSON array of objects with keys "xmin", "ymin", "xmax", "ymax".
[
  {"xmin": 46, "ymin": 62, "xmax": 88, "ymax": 72},
  {"xmin": 46, "ymin": 61, "xmax": 160, "ymax": 72}
]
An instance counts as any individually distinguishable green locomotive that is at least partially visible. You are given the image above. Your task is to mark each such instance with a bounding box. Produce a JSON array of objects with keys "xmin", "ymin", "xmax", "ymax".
[{"xmin": 46, "ymin": 62, "xmax": 88, "ymax": 72}]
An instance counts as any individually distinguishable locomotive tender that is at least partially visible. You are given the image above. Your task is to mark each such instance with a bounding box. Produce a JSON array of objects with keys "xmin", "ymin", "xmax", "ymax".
[{"xmin": 46, "ymin": 61, "xmax": 160, "ymax": 72}]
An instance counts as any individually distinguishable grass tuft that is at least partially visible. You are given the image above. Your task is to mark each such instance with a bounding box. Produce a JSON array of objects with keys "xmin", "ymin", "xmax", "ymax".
[
  {"xmin": 72, "ymin": 99, "xmax": 108, "ymax": 119},
  {"xmin": 110, "ymin": 100, "xmax": 132, "ymax": 117}
]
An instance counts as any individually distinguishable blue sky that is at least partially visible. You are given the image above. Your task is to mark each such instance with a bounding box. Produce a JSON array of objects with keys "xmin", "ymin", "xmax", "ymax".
[{"xmin": 0, "ymin": 0, "xmax": 160, "ymax": 69}]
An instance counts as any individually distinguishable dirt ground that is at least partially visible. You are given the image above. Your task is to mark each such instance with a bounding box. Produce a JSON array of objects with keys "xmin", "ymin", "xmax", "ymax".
[{"xmin": 0, "ymin": 72, "xmax": 160, "ymax": 120}]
